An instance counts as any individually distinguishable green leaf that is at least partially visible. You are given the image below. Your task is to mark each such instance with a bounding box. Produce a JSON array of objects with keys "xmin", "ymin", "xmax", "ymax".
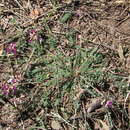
[{"xmin": 60, "ymin": 13, "xmax": 72, "ymax": 23}]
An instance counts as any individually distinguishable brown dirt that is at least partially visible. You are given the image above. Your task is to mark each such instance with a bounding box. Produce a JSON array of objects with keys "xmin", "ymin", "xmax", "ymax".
[{"xmin": 0, "ymin": 0, "xmax": 130, "ymax": 129}]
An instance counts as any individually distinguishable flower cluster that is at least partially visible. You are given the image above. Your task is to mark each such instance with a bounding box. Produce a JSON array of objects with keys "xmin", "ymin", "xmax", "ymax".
[
  {"xmin": 27, "ymin": 29, "xmax": 37, "ymax": 43},
  {"xmin": 27, "ymin": 29, "xmax": 43, "ymax": 43},
  {"xmin": 1, "ymin": 78, "xmax": 17, "ymax": 96},
  {"xmin": 6, "ymin": 42, "xmax": 17, "ymax": 55},
  {"xmin": 105, "ymin": 100, "xmax": 113, "ymax": 108},
  {"xmin": 1, "ymin": 84, "xmax": 16, "ymax": 96}
]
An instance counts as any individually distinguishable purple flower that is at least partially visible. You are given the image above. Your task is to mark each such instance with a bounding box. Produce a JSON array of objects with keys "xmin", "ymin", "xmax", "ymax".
[
  {"xmin": 1, "ymin": 84, "xmax": 9, "ymax": 95},
  {"xmin": 7, "ymin": 78, "xmax": 17, "ymax": 84},
  {"xmin": 12, "ymin": 86, "xmax": 16, "ymax": 90},
  {"xmin": 6, "ymin": 42, "xmax": 17, "ymax": 55},
  {"xmin": 38, "ymin": 36, "xmax": 43, "ymax": 43},
  {"xmin": 1, "ymin": 83, "xmax": 17, "ymax": 96},
  {"xmin": 2, "ymin": 90, "xmax": 9, "ymax": 95},
  {"xmin": 27, "ymin": 29, "xmax": 37, "ymax": 43},
  {"xmin": 11, "ymin": 86, "xmax": 17, "ymax": 94},
  {"xmin": 75, "ymin": 10, "xmax": 82, "ymax": 17},
  {"xmin": 105, "ymin": 100, "xmax": 113, "ymax": 107},
  {"xmin": 28, "ymin": 39, "xmax": 32, "ymax": 43},
  {"xmin": 1, "ymin": 84, "xmax": 9, "ymax": 90}
]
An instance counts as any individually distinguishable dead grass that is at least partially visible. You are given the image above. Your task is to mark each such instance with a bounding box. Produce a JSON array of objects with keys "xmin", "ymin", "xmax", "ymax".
[{"xmin": 0, "ymin": 0, "xmax": 130, "ymax": 129}]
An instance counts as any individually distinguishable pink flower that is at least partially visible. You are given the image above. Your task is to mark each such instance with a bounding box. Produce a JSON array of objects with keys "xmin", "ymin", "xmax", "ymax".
[
  {"xmin": 6, "ymin": 42, "xmax": 17, "ymax": 54},
  {"xmin": 1, "ymin": 83, "xmax": 17, "ymax": 96},
  {"xmin": 105, "ymin": 100, "xmax": 113, "ymax": 107},
  {"xmin": 27, "ymin": 29, "xmax": 37, "ymax": 43}
]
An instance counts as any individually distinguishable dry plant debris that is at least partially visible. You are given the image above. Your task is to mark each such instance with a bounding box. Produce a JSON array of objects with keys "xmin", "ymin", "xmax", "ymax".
[{"xmin": 0, "ymin": 0, "xmax": 130, "ymax": 129}]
